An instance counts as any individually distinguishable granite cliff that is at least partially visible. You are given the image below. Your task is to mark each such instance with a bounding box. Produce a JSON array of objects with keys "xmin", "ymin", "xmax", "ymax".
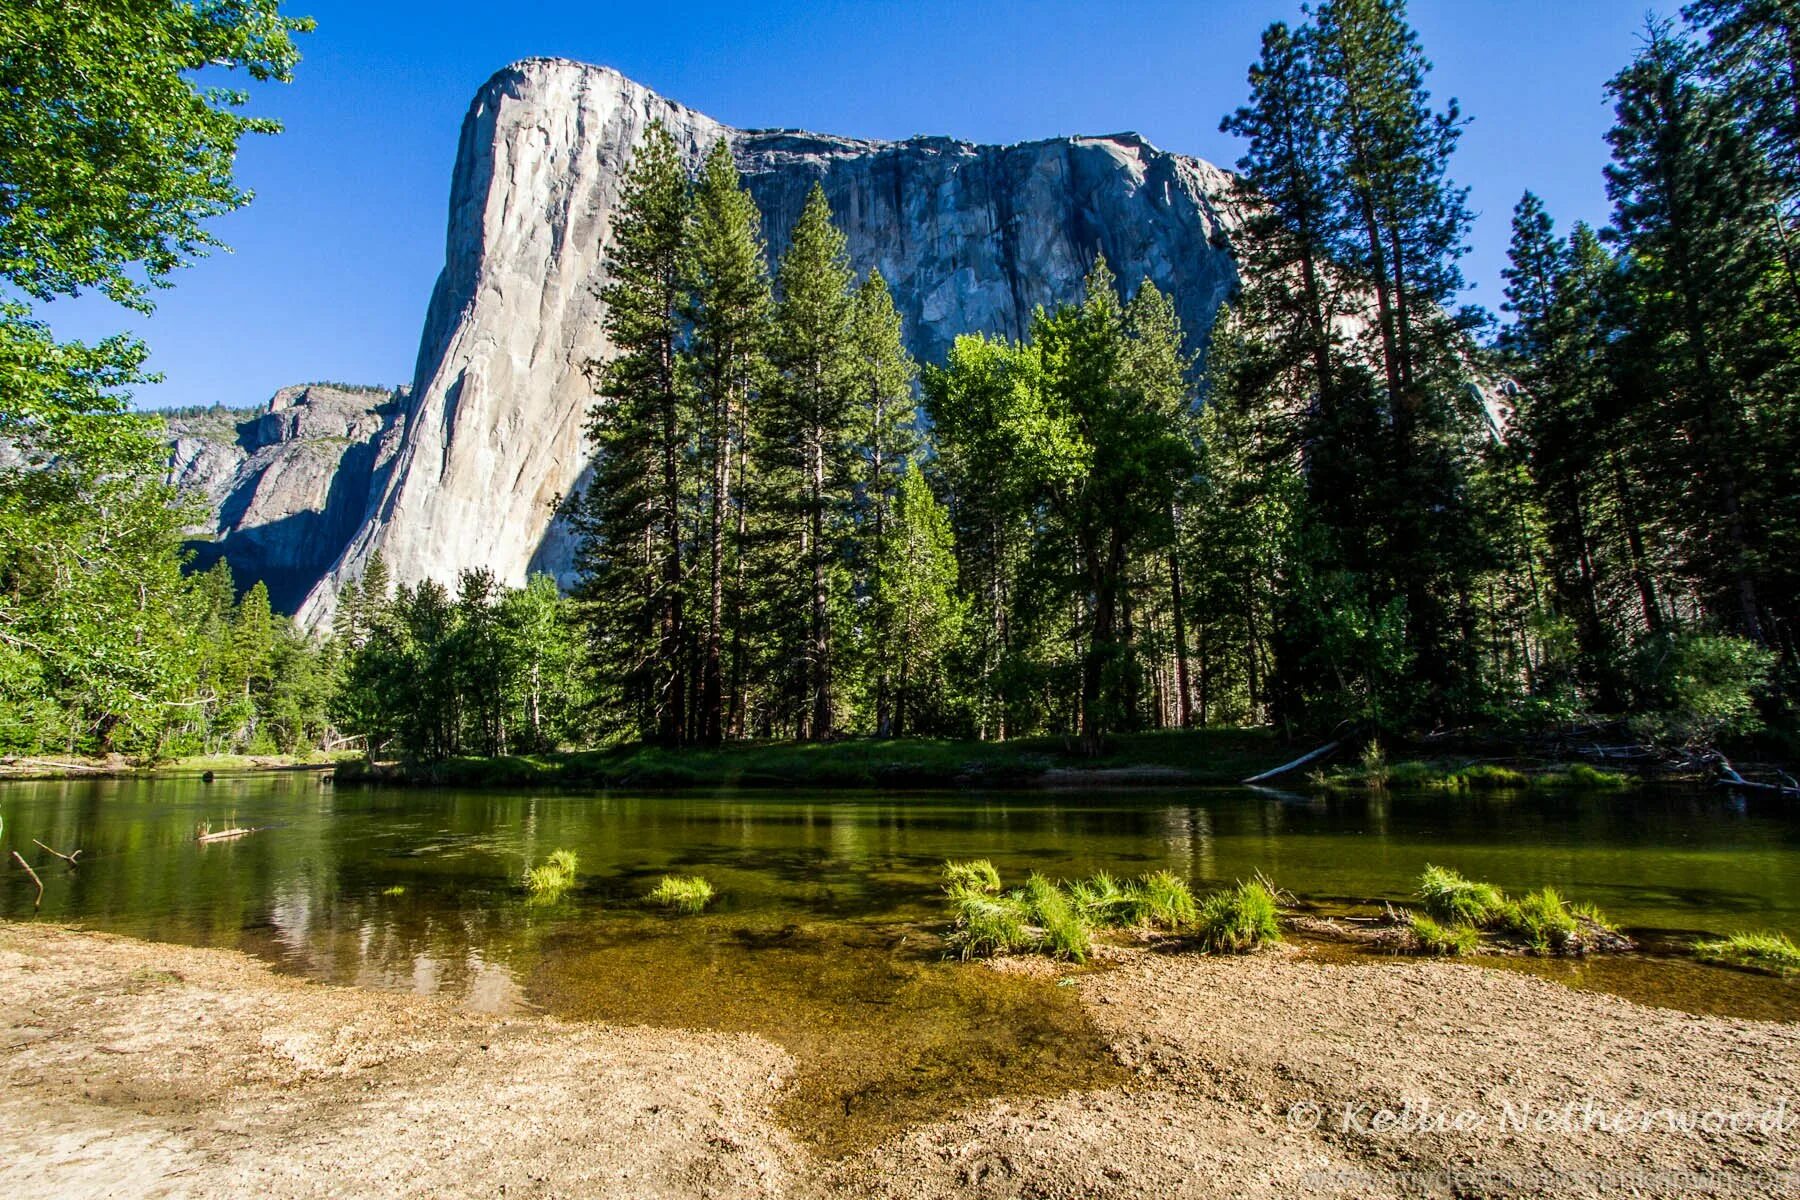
[
  {"xmin": 190, "ymin": 59, "xmax": 1247, "ymax": 625},
  {"xmin": 163, "ymin": 384, "xmax": 409, "ymax": 612}
]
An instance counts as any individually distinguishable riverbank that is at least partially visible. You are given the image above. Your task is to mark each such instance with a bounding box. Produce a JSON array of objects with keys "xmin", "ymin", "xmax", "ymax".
[
  {"xmin": 5, "ymin": 923, "xmax": 1795, "ymax": 1198},
  {"xmin": 0, "ymin": 752, "xmax": 359, "ymax": 781},
  {"xmin": 333, "ymin": 729, "xmax": 1282, "ymax": 790}
]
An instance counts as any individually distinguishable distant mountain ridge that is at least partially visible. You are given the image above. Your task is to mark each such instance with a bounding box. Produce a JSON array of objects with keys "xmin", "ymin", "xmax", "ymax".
[{"xmin": 162, "ymin": 383, "xmax": 410, "ymax": 612}]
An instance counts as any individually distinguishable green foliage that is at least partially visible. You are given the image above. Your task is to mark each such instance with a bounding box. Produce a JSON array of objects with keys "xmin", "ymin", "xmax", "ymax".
[
  {"xmin": 926, "ymin": 261, "xmax": 1196, "ymax": 750},
  {"xmin": 0, "ymin": 0, "xmax": 309, "ymax": 757},
  {"xmin": 942, "ymin": 859, "xmax": 1002, "ymax": 895},
  {"xmin": 1416, "ymin": 866, "xmax": 1509, "ymax": 926},
  {"xmin": 1693, "ymin": 930, "xmax": 1800, "ymax": 976},
  {"xmin": 1195, "ymin": 881, "xmax": 1282, "ymax": 953},
  {"xmin": 0, "ymin": 1, "xmax": 311, "ymax": 309},
  {"xmin": 647, "ymin": 874, "xmax": 715, "ymax": 914},
  {"xmin": 1535, "ymin": 764, "xmax": 1630, "ymax": 789},
  {"xmin": 523, "ymin": 849, "xmax": 579, "ymax": 898},
  {"xmin": 1131, "ymin": 870, "xmax": 1200, "ymax": 931},
  {"xmin": 1359, "ymin": 739, "xmax": 1390, "ymax": 788},
  {"xmin": 1569, "ymin": 900, "xmax": 1618, "ymax": 932},
  {"xmin": 1066, "ymin": 871, "xmax": 1139, "ymax": 928},
  {"xmin": 1501, "ymin": 887, "xmax": 1579, "ymax": 954},
  {"xmin": 944, "ymin": 887, "xmax": 1033, "ymax": 961},
  {"xmin": 1023, "ymin": 873, "xmax": 1092, "ymax": 962},
  {"xmin": 333, "ymin": 566, "xmax": 587, "ymax": 762},
  {"xmin": 1409, "ymin": 913, "xmax": 1479, "ymax": 956},
  {"xmin": 1626, "ymin": 632, "xmax": 1776, "ymax": 744}
]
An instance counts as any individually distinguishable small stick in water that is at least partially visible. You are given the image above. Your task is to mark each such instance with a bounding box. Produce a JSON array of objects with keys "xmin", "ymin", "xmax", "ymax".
[
  {"xmin": 31, "ymin": 839, "xmax": 79, "ymax": 865},
  {"xmin": 10, "ymin": 850, "xmax": 43, "ymax": 910}
]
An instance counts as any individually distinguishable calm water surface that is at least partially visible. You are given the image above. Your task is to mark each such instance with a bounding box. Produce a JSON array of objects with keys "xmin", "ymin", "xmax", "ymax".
[{"xmin": 3, "ymin": 775, "xmax": 1797, "ymax": 1148}]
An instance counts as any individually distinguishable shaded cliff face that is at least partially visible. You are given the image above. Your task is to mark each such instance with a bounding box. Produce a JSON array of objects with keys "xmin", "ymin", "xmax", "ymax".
[
  {"xmin": 291, "ymin": 58, "xmax": 1243, "ymax": 627},
  {"xmin": 164, "ymin": 384, "xmax": 409, "ymax": 612}
]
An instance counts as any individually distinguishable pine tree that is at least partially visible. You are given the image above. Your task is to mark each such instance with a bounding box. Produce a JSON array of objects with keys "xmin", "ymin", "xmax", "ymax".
[
  {"xmin": 847, "ymin": 269, "xmax": 919, "ymax": 734},
  {"xmin": 1605, "ymin": 21, "xmax": 1776, "ymax": 643},
  {"xmin": 762, "ymin": 183, "xmax": 857, "ymax": 739},
  {"xmin": 682, "ymin": 139, "xmax": 771, "ymax": 744},
  {"xmin": 575, "ymin": 122, "xmax": 693, "ymax": 744},
  {"xmin": 874, "ymin": 463, "xmax": 963, "ymax": 735}
]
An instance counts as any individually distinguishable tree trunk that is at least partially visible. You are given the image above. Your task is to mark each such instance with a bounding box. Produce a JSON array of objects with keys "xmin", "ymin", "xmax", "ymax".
[
  {"xmin": 808, "ymin": 428, "xmax": 833, "ymax": 739},
  {"xmin": 1168, "ymin": 542, "xmax": 1193, "ymax": 728}
]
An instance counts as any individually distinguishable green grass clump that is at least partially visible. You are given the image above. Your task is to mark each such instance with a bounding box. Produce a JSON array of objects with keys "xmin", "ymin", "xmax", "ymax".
[
  {"xmin": 1386, "ymin": 760, "xmax": 1440, "ymax": 787},
  {"xmin": 1196, "ymin": 881, "xmax": 1282, "ymax": 953},
  {"xmin": 381, "ymin": 885, "xmax": 406, "ymax": 897},
  {"xmin": 1537, "ymin": 762, "xmax": 1630, "ymax": 788},
  {"xmin": 942, "ymin": 859, "xmax": 1002, "ymax": 895},
  {"xmin": 945, "ymin": 888, "xmax": 1034, "ymax": 960},
  {"xmin": 1452, "ymin": 764, "xmax": 1532, "ymax": 790},
  {"xmin": 647, "ymin": 874, "xmax": 715, "ymax": 914},
  {"xmin": 1132, "ymin": 870, "xmax": 1200, "ymax": 930},
  {"xmin": 1409, "ymin": 913, "xmax": 1479, "ymax": 956},
  {"xmin": 1416, "ymin": 865, "xmax": 1508, "ymax": 926},
  {"xmin": 523, "ymin": 848, "xmax": 579, "ymax": 898},
  {"xmin": 1066, "ymin": 871, "xmax": 1138, "ymax": 927},
  {"xmin": 1024, "ymin": 873, "xmax": 1092, "ymax": 962},
  {"xmin": 1500, "ymin": 887, "xmax": 1578, "ymax": 953},
  {"xmin": 1360, "ymin": 740, "xmax": 1391, "ymax": 789},
  {"xmin": 1569, "ymin": 900, "xmax": 1617, "ymax": 931},
  {"xmin": 1693, "ymin": 931, "xmax": 1800, "ymax": 976}
]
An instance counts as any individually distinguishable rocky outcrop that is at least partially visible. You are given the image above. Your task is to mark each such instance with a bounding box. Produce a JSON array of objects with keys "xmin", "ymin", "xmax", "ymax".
[
  {"xmin": 163, "ymin": 384, "xmax": 409, "ymax": 612},
  {"xmin": 271, "ymin": 58, "xmax": 1243, "ymax": 628}
]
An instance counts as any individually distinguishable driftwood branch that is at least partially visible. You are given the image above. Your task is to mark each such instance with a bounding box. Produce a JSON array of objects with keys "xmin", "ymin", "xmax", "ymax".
[
  {"xmin": 10, "ymin": 850, "xmax": 43, "ymax": 910},
  {"xmin": 196, "ymin": 827, "xmax": 257, "ymax": 844},
  {"xmin": 1714, "ymin": 756, "xmax": 1800, "ymax": 799},
  {"xmin": 1242, "ymin": 741, "xmax": 1340, "ymax": 785},
  {"xmin": 31, "ymin": 839, "xmax": 80, "ymax": 865}
]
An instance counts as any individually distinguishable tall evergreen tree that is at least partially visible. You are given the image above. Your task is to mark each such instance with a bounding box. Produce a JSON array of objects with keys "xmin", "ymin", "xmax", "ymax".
[
  {"xmin": 1605, "ymin": 21, "xmax": 1778, "ymax": 643},
  {"xmin": 682, "ymin": 139, "xmax": 771, "ymax": 744},
  {"xmin": 873, "ymin": 463, "xmax": 963, "ymax": 735},
  {"xmin": 847, "ymin": 269, "xmax": 919, "ymax": 734},
  {"xmin": 574, "ymin": 123, "xmax": 693, "ymax": 744},
  {"xmin": 762, "ymin": 184, "xmax": 857, "ymax": 739}
]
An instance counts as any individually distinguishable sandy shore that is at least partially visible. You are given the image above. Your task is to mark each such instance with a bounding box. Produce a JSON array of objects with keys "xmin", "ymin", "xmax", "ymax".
[{"xmin": 3, "ymin": 923, "xmax": 1796, "ymax": 1199}]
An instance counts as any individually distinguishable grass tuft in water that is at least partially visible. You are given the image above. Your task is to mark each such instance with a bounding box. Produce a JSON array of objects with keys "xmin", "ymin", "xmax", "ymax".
[
  {"xmin": 1417, "ymin": 865, "xmax": 1508, "ymax": 926},
  {"xmin": 1693, "ymin": 931, "xmax": 1800, "ymax": 976},
  {"xmin": 647, "ymin": 874, "xmax": 715, "ymax": 914},
  {"xmin": 1535, "ymin": 763, "xmax": 1630, "ymax": 789},
  {"xmin": 522, "ymin": 849, "xmax": 579, "ymax": 898},
  {"xmin": 1195, "ymin": 880, "xmax": 1282, "ymax": 953},
  {"xmin": 1131, "ymin": 870, "xmax": 1199, "ymax": 931},
  {"xmin": 381, "ymin": 885, "xmax": 406, "ymax": 897},
  {"xmin": 1066, "ymin": 870, "xmax": 1137, "ymax": 927},
  {"xmin": 1023, "ymin": 873, "xmax": 1092, "ymax": 962},
  {"xmin": 942, "ymin": 859, "xmax": 1002, "ymax": 895},
  {"xmin": 945, "ymin": 887, "xmax": 1033, "ymax": 960},
  {"xmin": 1501, "ymin": 887, "xmax": 1579, "ymax": 954},
  {"xmin": 1569, "ymin": 900, "xmax": 1617, "ymax": 932},
  {"xmin": 1409, "ymin": 913, "xmax": 1479, "ymax": 956}
]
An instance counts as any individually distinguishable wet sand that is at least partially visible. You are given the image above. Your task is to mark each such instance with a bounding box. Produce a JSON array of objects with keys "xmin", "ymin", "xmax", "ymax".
[{"xmin": 4, "ymin": 923, "xmax": 1796, "ymax": 1199}]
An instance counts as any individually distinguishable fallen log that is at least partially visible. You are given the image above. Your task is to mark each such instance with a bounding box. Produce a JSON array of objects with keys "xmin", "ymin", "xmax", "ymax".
[
  {"xmin": 1714, "ymin": 756, "xmax": 1800, "ymax": 799},
  {"xmin": 1242, "ymin": 741, "xmax": 1340, "ymax": 785}
]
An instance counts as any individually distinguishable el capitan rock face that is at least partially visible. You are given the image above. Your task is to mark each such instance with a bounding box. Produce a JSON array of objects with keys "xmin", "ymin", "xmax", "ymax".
[{"xmin": 271, "ymin": 58, "xmax": 1242, "ymax": 627}]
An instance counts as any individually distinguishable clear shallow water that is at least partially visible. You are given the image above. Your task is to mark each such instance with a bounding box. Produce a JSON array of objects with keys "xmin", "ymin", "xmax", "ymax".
[{"xmin": 3, "ymin": 774, "xmax": 1797, "ymax": 1147}]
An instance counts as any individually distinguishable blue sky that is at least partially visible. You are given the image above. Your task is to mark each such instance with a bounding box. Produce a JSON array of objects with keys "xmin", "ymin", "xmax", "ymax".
[{"xmin": 48, "ymin": 0, "xmax": 1676, "ymax": 410}]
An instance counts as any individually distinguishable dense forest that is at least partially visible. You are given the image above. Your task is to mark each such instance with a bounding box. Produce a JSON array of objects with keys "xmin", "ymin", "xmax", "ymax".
[{"xmin": 2, "ymin": 0, "xmax": 1794, "ymax": 762}]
